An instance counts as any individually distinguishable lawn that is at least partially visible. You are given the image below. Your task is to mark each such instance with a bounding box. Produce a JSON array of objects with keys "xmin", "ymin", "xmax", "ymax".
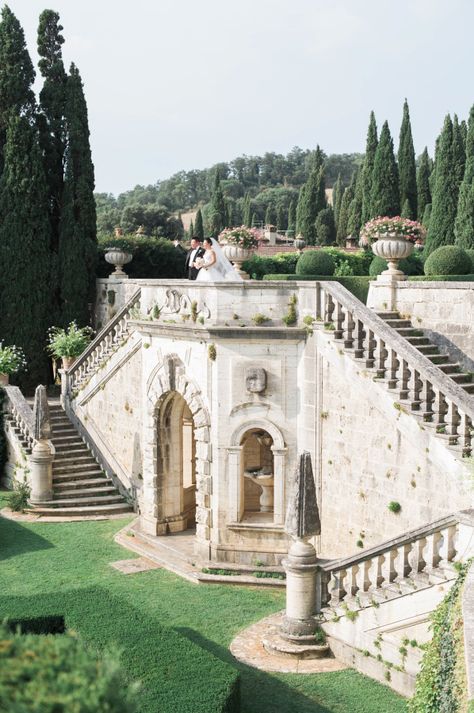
[{"xmin": 0, "ymin": 492, "xmax": 407, "ymax": 713}]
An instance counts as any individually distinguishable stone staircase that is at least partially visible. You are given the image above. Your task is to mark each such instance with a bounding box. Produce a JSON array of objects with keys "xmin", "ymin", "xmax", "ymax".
[{"xmin": 30, "ymin": 403, "xmax": 132, "ymax": 517}]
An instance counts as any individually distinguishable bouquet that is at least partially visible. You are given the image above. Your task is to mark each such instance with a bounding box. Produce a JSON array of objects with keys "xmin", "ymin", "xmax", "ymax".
[
  {"xmin": 218, "ymin": 226, "xmax": 260, "ymax": 249},
  {"xmin": 359, "ymin": 216, "xmax": 426, "ymax": 247},
  {"xmin": 194, "ymin": 257, "xmax": 205, "ymax": 268}
]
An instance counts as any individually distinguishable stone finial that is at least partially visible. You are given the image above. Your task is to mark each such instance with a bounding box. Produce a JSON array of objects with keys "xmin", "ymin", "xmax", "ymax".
[
  {"xmin": 33, "ymin": 385, "xmax": 51, "ymax": 441},
  {"xmin": 285, "ymin": 452, "xmax": 320, "ymax": 539}
]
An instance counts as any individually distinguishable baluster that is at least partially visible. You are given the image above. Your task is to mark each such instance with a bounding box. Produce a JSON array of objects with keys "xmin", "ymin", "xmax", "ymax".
[
  {"xmin": 445, "ymin": 400, "xmax": 460, "ymax": 444},
  {"xmin": 325, "ymin": 293, "xmax": 335, "ymax": 324},
  {"xmin": 354, "ymin": 320, "xmax": 365, "ymax": 359},
  {"xmin": 355, "ymin": 559, "xmax": 370, "ymax": 596},
  {"xmin": 320, "ymin": 569, "xmax": 331, "ymax": 607},
  {"xmin": 315, "ymin": 283, "xmax": 322, "ymax": 321},
  {"xmin": 408, "ymin": 368, "xmax": 422, "ymax": 411},
  {"xmin": 367, "ymin": 554, "xmax": 384, "ymax": 591},
  {"xmin": 438, "ymin": 525, "xmax": 457, "ymax": 567},
  {"xmin": 329, "ymin": 568, "xmax": 347, "ymax": 604},
  {"xmin": 334, "ymin": 301, "xmax": 344, "ymax": 339},
  {"xmin": 386, "ymin": 349, "xmax": 399, "ymax": 390},
  {"xmin": 432, "ymin": 389, "xmax": 448, "ymax": 430},
  {"xmin": 397, "ymin": 359, "xmax": 410, "ymax": 400},
  {"xmin": 343, "ymin": 310, "xmax": 355, "ymax": 349},
  {"xmin": 393, "ymin": 543, "xmax": 412, "ymax": 583},
  {"xmin": 365, "ymin": 329, "xmax": 375, "ymax": 368},
  {"xmin": 420, "ymin": 379, "xmax": 434, "ymax": 421},
  {"xmin": 346, "ymin": 564, "xmax": 359, "ymax": 598},
  {"xmin": 408, "ymin": 537, "xmax": 427, "ymax": 579},
  {"xmin": 373, "ymin": 337, "xmax": 387, "ymax": 379},
  {"xmin": 424, "ymin": 531, "xmax": 442, "ymax": 572},
  {"xmin": 459, "ymin": 412, "xmax": 472, "ymax": 456},
  {"xmin": 381, "ymin": 548, "xmax": 397, "ymax": 588}
]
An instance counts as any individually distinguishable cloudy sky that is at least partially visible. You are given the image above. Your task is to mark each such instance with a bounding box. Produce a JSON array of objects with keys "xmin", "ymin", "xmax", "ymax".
[{"xmin": 9, "ymin": 0, "xmax": 474, "ymax": 195}]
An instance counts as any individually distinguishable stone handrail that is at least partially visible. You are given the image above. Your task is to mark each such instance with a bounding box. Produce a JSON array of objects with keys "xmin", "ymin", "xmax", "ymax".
[
  {"xmin": 68, "ymin": 288, "xmax": 141, "ymax": 392},
  {"xmin": 315, "ymin": 281, "xmax": 474, "ymax": 456},
  {"xmin": 319, "ymin": 509, "xmax": 474, "ymax": 607},
  {"xmin": 2, "ymin": 385, "xmax": 36, "ymax": 453}
]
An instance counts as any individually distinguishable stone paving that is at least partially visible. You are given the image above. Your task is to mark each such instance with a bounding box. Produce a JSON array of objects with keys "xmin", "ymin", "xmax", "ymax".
[
  {"xmin": 230, "ymin": 611, "xmax": 347, "ymax": 674},
  {"xmin": 110, "ymin": 557, "xmax": 161, "ymax": 574}
]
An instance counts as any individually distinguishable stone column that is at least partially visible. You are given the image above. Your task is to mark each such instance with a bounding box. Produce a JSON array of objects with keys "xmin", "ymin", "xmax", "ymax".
[
  {"xmin": 29, "ymin": 385, "xmax": 54, "ymax": 503},
  {"xmin": 59, "ymin": 368, "xmax": 70, "ymax": 409}
]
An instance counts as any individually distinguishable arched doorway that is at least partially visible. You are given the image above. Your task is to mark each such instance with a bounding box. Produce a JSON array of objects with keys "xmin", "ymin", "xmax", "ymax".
[
  {"xmin": 156, "ymin": 391, "xmax": 196, "ymax": 533},
  {"xmin": 241, "ymin": 428, "xmax": 274, "ymax": 523}
]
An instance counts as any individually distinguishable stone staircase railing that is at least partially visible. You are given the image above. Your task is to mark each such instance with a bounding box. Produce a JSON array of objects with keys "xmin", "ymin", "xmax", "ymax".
[
  {"xmin": 315, "ymin": 281, "xmax": 474, "ymax": 457},
  {"xmin": 66, "ymin": 288, "xmax": 141, "ymax": 394},
  {"xmin": 319, "ymin": 509, "xmax": 474, "ymax": 609},
  {"xmin": 3, "ymin": 385, "xmax": 37, "ymax": 453}
]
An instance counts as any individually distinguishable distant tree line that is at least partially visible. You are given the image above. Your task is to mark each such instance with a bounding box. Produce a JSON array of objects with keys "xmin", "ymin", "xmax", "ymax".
[{"xmin": 0, "ymin": 6, "xmax": 96, "ymax": 385}]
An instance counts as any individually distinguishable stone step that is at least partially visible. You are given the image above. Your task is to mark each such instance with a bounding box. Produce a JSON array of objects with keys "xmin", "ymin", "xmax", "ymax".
[
  {"xmin": 55, "ymin": 486, "xmax": 118, "ymax": 499},
  {"xmin": 394, "ymin": 327, "xmax": 420, "ymax": 337},
  {"xmin": 51, "ymin": 426, "xmax": 77, "ymax": 434},
  {"xmin": 54, "ymin": 449, "xmax": 92, "ymax": 459},
  {"xmin": 54, "ymin": 442, "xmax": 85, "ymax": 452},
  {"xmin": 29, "ymin": 503, "xmax": 133, "ymax": 517},
  {"xmin": 439, "ymin": 362, "xmax": 462, "ymax": 374},
  {"xmin": 375, "ymin": 311, "xmax": 400, "ymax": 320},
  {"xmin": 416, "ymin": 344, "xmax": 440, "ymax": 355},
  {"xmin": 53, "ymin": 462, "xmax": 100, "ymax": 475},
  {"xmin": 54, "ymin": 477, "xmax": 113, "ymax": 490},
  {"xmin": 450, "ymin": 373, "xmax": 473, "ymax": 384},
  {"xmin": 53, "ymin": 458, "xmax": 98, "ymax": 470},
  {"xmin": 461, "ymin": 383, "xmax": 474, "ymax": 394},
  {"xmin": 37, "ymin": 494, "xmax": 126, "ymax": 508},
  {"xmin": 385, "ymin": 319, "xmax": 413, "ymax": 328},
  {"xmin": 406, "ymin": 336, "xmax": 430, "ymax": 346},
  {"xmin": 427, "ymin": 354, "xmax": 450, "ymax": 365},
  {"xmin": 53, "ymin": 469, "xmax": 106, "ymax": 483}
]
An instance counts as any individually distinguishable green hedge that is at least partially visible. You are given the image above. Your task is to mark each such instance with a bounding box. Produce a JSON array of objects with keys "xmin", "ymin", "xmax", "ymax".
[
  {"xmin": 97, "ymin": 235, "xmax": 184, "ymax": 279},
  {"xmin": 0, "ymin": 588, "xmax": 240, "ymax": 713},
  {"xmin": 243, "ymin": 249, "xmax": 373, "ymax": 280},
  {"xmin": 262, "ymin": 274, "xmax": 372, "ymax": 303},
  {"xmin": 369, "ymin": 253, "xmax": 424, "ymax": 277},
  {"xmin": 424, "ymin": 245, "xmax": 471, "ymax": 276},
  {"xmin": 296, "ymin": 250, "xmax": 335, "ymax": 276}
]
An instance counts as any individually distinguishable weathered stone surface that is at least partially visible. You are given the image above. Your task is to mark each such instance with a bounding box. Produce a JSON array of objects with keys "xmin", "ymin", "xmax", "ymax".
[
  {"xmin": 246, "ymin": 367, "xmax": 266, "ymax": 393},
  {"xmin": 285, "ymin": 452, "xmax": 320, "ymax": 540},
  {"xmin": 33, "ymin": 385, "xmax": 51, "ymax": 441}
]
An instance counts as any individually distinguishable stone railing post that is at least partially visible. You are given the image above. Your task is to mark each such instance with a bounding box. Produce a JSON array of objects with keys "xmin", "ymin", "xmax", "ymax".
[
  {"xmin": 59, "ymin": 368, "xmax": 70, "ymax": 409},
  {"xmin": 29, "ymin": 385, "xmax": 53, "ymax": 503}
]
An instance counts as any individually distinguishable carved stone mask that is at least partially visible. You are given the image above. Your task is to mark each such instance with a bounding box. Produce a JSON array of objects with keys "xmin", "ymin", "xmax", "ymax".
[{"xmin": 246, "ymin": 367, "xmax": 266, "ymax": 393}]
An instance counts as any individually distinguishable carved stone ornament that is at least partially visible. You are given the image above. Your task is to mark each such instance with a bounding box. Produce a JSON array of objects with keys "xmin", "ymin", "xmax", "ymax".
[
  {"xmin": 33, "ymin": 384, "xmax": 51, "ymax": 441},
  {"xmin": 245, "ymin": 367, "xmax": 266, "ymax": 393},
  {"xmin": 285, "ymin": 451, "xmax": 321, "ymax": 540}
]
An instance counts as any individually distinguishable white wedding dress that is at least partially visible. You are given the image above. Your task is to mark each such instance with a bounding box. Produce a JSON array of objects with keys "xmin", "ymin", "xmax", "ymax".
[{"xmin": 196, "ymin": 239, "xmax": 243, "ymax": 282}]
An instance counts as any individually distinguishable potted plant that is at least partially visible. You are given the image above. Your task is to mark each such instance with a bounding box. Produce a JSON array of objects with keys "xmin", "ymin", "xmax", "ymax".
[
  {"xmin": 0, "ymin": 344, "xmax": 27, "ymax": 384},
  {"xmin": 219, "ymin": 226, "xmax": 260, "ymax": 279},
  {"xmin": 103, "ymin": 236, "xmax": 135, "ymax": 277},
  {"xmin": 47, "ymin": 322, "xmax": 94, "ymax": 370},
  {"xmin": 359, "ymin": 216, "xmax": 426, "ymax": 280}
]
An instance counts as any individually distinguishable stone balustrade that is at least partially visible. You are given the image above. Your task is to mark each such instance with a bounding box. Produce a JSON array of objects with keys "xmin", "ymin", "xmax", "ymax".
[
  {"xmin": 319, "ymin": 510, "xmax": 474, "ymax": 607},
  {"xmin": 68, "ymin": 288, "xmax": 141, "ymax": 393},
  {"xmin": 3, "ymin": 385, "xmax": 36, "ymax": 453},
  {"xmin": 315, "ymin": 281, "xmax": 474, "ymax": 457}
]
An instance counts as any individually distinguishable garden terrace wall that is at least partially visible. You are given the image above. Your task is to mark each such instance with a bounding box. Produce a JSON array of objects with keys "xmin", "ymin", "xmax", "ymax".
[
  {"xmin": 0, "ymin": 587, "xmax": 240, "ymax": 713},
  {"xmin": 263, "ymin": 274, "xmax": 372, "ymax": 303}
]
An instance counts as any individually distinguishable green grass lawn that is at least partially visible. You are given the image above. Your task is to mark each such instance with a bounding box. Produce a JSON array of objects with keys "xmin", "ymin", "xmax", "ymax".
[{"xmin": 0, "ymin": 491, "xmax": 407, "ymax": 713}]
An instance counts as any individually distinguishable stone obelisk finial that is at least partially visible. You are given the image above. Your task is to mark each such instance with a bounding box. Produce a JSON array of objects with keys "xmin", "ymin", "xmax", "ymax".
[
  {"xmin": 285, "ymin": 451, "xmax": 320, "ymax": 541},
  {"xmin": 30, "ymin": 385, "xmax": 53, "ymax": 504}
]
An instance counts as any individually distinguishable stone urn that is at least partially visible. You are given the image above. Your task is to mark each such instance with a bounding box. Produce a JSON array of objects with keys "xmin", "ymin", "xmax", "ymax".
[
  {"xmin": 0, "ymin": 373, "xmax": 9, "ymax": 385},
  {"xmin": 61, "ymin": 356, "xmax": 76, "ymax": 370},
  {"xmin": 105, "ymin": 248, "xmax": 133, "ymax": 277},
  {"xmin": 371, "ymin": 234, "xmax": 413, "ymax": 281},
  {"xmin": 222, "ymin": 244, "xmax": 254, "ymax": 280},
  {"xmin": 244, "ymin": 469, "xmax": 274, "ymax": 512},
  {"xmin": 294, "ymin": 235, "xmax": 306, "ymax": 253}
]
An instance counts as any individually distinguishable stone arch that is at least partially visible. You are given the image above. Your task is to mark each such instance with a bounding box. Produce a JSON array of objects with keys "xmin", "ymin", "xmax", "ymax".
[
  {"xmin": 227, "ymin": 418, "xmax": 287, "ymax": 525},
  {"xmin": 140, "ymin": 354, "xmax": 212, "ymax": 552}
]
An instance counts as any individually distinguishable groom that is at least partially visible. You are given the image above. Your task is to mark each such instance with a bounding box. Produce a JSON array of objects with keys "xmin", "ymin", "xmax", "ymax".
[{"xmin": 185, "ymin": 236, "xmax": 205, "ymax": 280}]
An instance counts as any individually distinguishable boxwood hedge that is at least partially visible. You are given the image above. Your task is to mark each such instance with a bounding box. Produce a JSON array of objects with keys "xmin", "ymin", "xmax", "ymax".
[
  {"xmin": 262, "ymin": 274, "xmax": 372, "ymax": 304},
  {"xmin": 0, "ymin": 588, "xmax": 240, "ymax": 713}
]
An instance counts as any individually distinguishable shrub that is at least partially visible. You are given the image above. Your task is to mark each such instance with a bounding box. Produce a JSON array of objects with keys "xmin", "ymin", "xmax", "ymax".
[
  {"xmin": 388, "ymin": 501, "xmax": 401, "ymax": 514},
  {"xmin": 369, "ymin": 253, "xmax": 424, "ymax": 277},
  {"xmin": 296, "ymin": 250, "xmax": 335, "ymax": 276},
  {"xmin": 323, "ymin": 247, "xmax": 373, "ymax": 275},
  {"xmin": 47, "ymin": 322, "xmax": 94, "ymax": 359},
  {"xmin": 424, "ymin": 245, "xmax": 471, "ymax": 276},
  {"xmin": 8, "ymin": 477, "xmax": 31, "ymax": 512},
  {"xmin": 334, "ymin": 260, "xmax": 354, "ymax": 277},
  {"xmin": 0, "ymin": 623, "xmax": 138, "ymax": 712},
  {"xmin": 465, "ymin": 248, "xmax": 474, "ymax": 272},
  {"xmin": 97, "ymin": 234, "xmax": 184, "ymax": 279}
]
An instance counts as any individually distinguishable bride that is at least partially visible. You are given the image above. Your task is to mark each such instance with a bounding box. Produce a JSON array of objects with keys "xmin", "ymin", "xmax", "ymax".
[{"xmin": 195, "ymin": 237, "xmax": 243, "ymax": 282}]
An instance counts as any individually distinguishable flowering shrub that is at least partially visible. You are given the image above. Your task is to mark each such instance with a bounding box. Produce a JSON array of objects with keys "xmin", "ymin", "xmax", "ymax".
[
  {"xmin": 0, "ymin": 344, "xmax": 27, "ymax": 375},
  {"xmin": 359, "ymin": 217, "xmax": 426, "ymax": 246},
  {"xmin": 47, "ymin": 322, "xmax": 94, "ymax": 359},
  {"xmin": 218, "ymin": 226, "xmax": 259, "ymax": 249}
]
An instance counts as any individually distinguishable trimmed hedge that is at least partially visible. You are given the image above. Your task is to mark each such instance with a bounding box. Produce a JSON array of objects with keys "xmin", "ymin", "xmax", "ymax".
[
  {"xmin": 465, "ymin": 249, "xmax": 474, "ymax": 272},
  {"xmin": 0, "ymin": 588, "xmax": 240, "ymax": 713},
  {"xmin": 97, "ymin": 235, "xmax": 184, "ymax": 279},
  {"xmin": 242, "ymin": 252, "xmax": 298, "ymax": 280},
  {"xmin": 424, "ymin": 245, "xmax": 471, "ymax": 276},
  {"xmin": 296, "ymin": 250, "xmax": 335, "ymax": 276},
  {"xmin": 243, "ymin": 249, "xmax": 373, "ymax": 280},
  {"xmin": 262, "ymin": 274, "xmax": 371, "ymax": 304},
  {"xmin": 369, "ymin": 253, "xmax": 424, "ymax": 277}
]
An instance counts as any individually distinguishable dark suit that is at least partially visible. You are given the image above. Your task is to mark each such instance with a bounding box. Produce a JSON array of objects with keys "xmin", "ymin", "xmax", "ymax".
[{"xmin": 185, "ymin": 246, "xmax": 205, "ymax": 280}]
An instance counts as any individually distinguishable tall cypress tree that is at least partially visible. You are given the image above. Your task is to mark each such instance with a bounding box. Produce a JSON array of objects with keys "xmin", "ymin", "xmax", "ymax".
[
  {"xmin": 452, "ymin": 114, "xmax": 466, "ymax": 187},
  {"xmin": 287, "ymin": 198, "xmax": 296, "ymax": 236},
  {"xmin": 417, "ymin": 148, "xmax": 432, "ymax": 222},
  {"xmin": 455, "ymin": 105, "xmax": 474, "ymax": 249},
  {"xmin": 0, "ymin": 115, "xmax": 52, "ymax": 385},
  {"xmin": 59, "ymin": 63, "xmax": 97, "ymax": 326},
  {"xmin": 397, "ymin": 100, "xmax": 417, "ymax": 219},
  {"xmin": 336, "ymin": 173, "xmax": 356, "ymax": 245},
  {"xmin": 361, "ymin": 111, "xmax": 378, "ymax": 224},
  {"xmin": 369, "ymin": 121, "xmax": 400, "ymax": 218},
  {"xmin": 332, "ymin": 173, "xmax": 343, "ymax": 229},
  {"xmin": 243, "ymin": 193, "xmax": 252, "ymax": 227},
  {"xmin": 0, "ymin": 5, "xmax": 36, "ymax": 173},
  {"xmin": 347, "ymin": 169, "xmax": 363, "ymax": 237},
  {"xmin": 194, "ymin": 207, "xmax": 204, "ymax": 238},
  {"xmin": 296, "ymin": 163, "xmax": 326, "ymax": 244},
  {"xmin": 209, "ymin": 171, "xmax": 226, "ymax": 236},
  {"xmin": 276, "ymin": 204, "xmax": 285, "ymax": 231},
  {"xmin": 37, "ymin": 10, "xmax": 67, "ymax": 255},
  {"xmin": 425, "ymin": 115, "xmax": 458, "ymax": 255},
  {"xmin": 265, "ymin": 203, "xmax": 276, "ymax": 226}
]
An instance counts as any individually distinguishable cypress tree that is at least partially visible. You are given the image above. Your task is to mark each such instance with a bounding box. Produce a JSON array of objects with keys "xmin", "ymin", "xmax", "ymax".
[
  {"xmin": 455, "ymin": 105, "xmax": 474, "ymax": 249},
  {"xmin": 243, "ymin": 192, "xmax": 252, "ymax": 227},
  {"xmin": 59, "ymin": 63, "xmax": 97, "ymax": 326},
  {"xmin": 0, "ymin": 115, "xmax": 52, "ymax": 385},
  {"xmin": 209, "ymin": 171, "xmax": 226, "ymax": 236},
  {"xmin": 336, "ymin": 173, "xmax": 356, "ymax": 245},
  {"xmin": 265, "ymin": 203, "xmax": 276, "ymax": 227},
  {"xmin": 332, "ymin": 174, "xmax": 343, "ymax": 229},
  {"xmin": 369, "ymin": 120, "xmax": 400, "ymax": 218},
  {"xmin": 194, "ymin": 207, "xmax": 204, "ymax": 239},
  {"xmin": 315, "ymin": 206, "xmax": 336, "ymax": 245},
  {"xmin": 296, "ymin": 164, "xmax": 326, "ymax": 244},
  {"xmin": 287, "ymin": 199, "xmax": 296, "ymax": 236},
  {"xmin": 347, "ymin": 169, "xmax": 363, "ymax": 237},
  {"xmin": 37, "ymin": 10, "xmax": 67, "ymax": 255},
  {"xmin": 417, "ymin": 148, "xmax": 432, "ymax": 222},
  {"xmin": 422, "ymin": 203, "xmax": 432, "ymax": 229},
  {"xmin": 397, "ymin": 100, "xmax": 417, "ymax": 219},
  {"xmin": 188, "ymin": 219, "xmax": 194, "ymax": 238},
  {"xmin": 361, "ymin": 111, "xmax": 378, "ymax": 224},
  {"xmin": 276, "ymin": 204, "xmax": 285, "ymax": 231},
  {"xmin": 251, "ymin": 212, "xmax": 257, "ymax": 227},
  {"xmin": 452, "ymin": 114, "xmax": 466, "ymax": 187},
  {"xmin": 425, "ymin": 115, "xmax": 458, "ymax": 254},
  {"xmin": 0, "ymin": 6, "xmax": 36, "ymax": 173}
]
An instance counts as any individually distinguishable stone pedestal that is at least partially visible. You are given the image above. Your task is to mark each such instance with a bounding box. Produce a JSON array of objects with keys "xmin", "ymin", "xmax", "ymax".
[
  {"xmin": 280, "ymin": 538, "xmax": 321, "ymax": 642},
  {"xmin": 29, "ymin": 440, "xmax": 54, "ymax": 503}
]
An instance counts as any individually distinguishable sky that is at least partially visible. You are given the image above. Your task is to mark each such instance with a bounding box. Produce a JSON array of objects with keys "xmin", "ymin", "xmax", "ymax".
[{"xmin": 8, "ymin": 0, "xmax": 474, "ymax": 195}]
